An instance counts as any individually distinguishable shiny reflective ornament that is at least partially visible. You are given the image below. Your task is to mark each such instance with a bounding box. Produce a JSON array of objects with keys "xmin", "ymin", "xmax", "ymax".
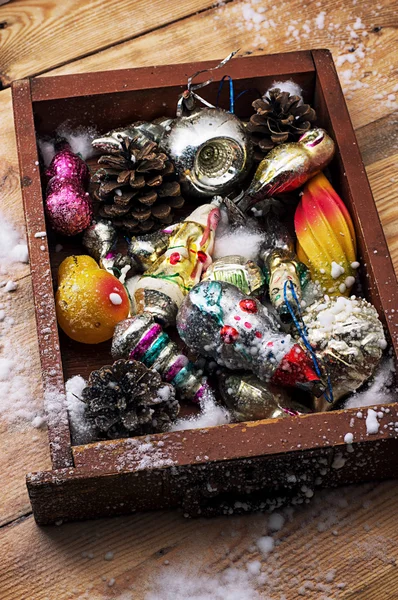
[
  {"xmin": 112, "ymin": 313, "xmax": 208, "ymax": 402},
  {"xmin": 46, "ymin": 178, "xmax": 93, "ymax": 236},
  {"xmin": 177, "ymin": 280, "xmax": 325, "ymax": 396},
  {"xmin": 202, "ymin": 255, "xmax": 265, "ymax": 296},
  {"xmin": 300, "ymin": 296, "xmax": 386, "ymax": 411},
  {"xmin": 160, "ymin": 107, "xmax": 253, "ymax": 198},
  {"xmin": 295, "ymin": 173, "xmax": 357, "ymax": 296},
  {"xmin": 128, "ymin": 200, "xmax": 221, "ymax": 327},
  {"xmin": 45, "ymin": 146, "xmax": 93, "ymax": 236},
  {"xmin": 82, "ymin": 219, "xmax": 132, "ymax": 278},
  {"xmin": 128, "ymin": 227, "xmax": 178, "ymax": 272},
  {"xmin": 219, "ymin": 372, "xmax": 311, "ymax": 422},
  {"xmin": 46, "ymin": 146, "xmax": 90, "ymax": 185},
  {"xmin": 56, "ymin": 255, "xmax": 130, "ymax": 344},
  {"xmin": 260, "ymin": 212, "xmax": 309, "ymax": 323},
  {"xmin": 236, "ymin": 128, "xmax": 335, "ymax": 213}
]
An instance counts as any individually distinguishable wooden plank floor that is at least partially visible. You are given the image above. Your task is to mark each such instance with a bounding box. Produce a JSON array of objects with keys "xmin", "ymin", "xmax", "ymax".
[{"xmin": 0, "ymin": 0, "xmax": 397, "ymax": 598}]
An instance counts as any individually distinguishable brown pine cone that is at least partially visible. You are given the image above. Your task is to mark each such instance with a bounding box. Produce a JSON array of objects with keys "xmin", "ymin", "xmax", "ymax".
[
  {"xmin": 247, "ymin": 88, "xmax": 317, "ymax": 161},
  {"xmin": 92, "ymin": 136, "xmax": 185, "ymax": 233},
  {"xmin": 81, "ymin": 359, "xmax": 179, "ymax": 439}
]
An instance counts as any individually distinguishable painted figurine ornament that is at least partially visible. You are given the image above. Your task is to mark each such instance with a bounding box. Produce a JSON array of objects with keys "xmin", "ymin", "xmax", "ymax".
[
  {"xmin": 128, "ymin": 199, "xmax": 221, "ymax": 327},
  {"xmin": 177, "ymin": 280, "xmax": 326, "ymax": 397},
  {"xmin": 45, "ymin": 56, "xmax": 389, "ymax": 441}
]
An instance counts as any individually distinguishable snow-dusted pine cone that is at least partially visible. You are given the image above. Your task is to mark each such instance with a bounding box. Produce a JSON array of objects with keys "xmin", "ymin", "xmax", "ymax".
[
  {"xmin": 92, "ymin": 136, "xmax": 185, "ymax": 233},
  {"xmin": 81, "ymin": 359, "xmax": 179, "ymax": 439},
  {"xmin": 247, "ymin": 88, "xmax": 317, "ymax": 161}
]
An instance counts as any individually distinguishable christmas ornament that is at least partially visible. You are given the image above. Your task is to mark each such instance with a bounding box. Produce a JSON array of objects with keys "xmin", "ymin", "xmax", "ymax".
[
  {"xmin": 247, "ymin": 88, "xmax": 317, "ymax": 161},
  {"xmin": 295, "ymin": 173, "xmax": 357, "ymax": 296},
  {"xmin": 259, "ymin": 212, "xmax": 309, "ymax": 323},
  {"xmin": 219, "ymin": 372, "xmax": 311, "ymax": 422},
  {"xmin": 92, "ymin": 136, "xmax": 184, "ymax": 233},
  {"xmin": 82, "ymin": 359, "xmax": 179, "ymax": 439},
  {"xmin": 128, "ymin": 200, "xmax": 221, "ymax": 328},
  {"xmin": 177, "ymin": 280, "xmax": 325, "ymax": 396},
  {"xmin": 82, "ymin": 219, "xmax": 132, "ymax": 278},
  {"xmin": 45, "ymin": 147, "xmax": 93, "ymax": 236},
  {"xmin": 56, "ymin": 255, "xmax": 130, "ymax": 344},
  {"xmin": 46, "ymin": 146, "xmax": 90, "ymax": 185},
  {"xmin": 160, "ymin": 107, "xmax": 252, "ymax": 198},
  {"xmin": 300, "ymin": 296, "xmax": 386, "ymax": 411},
  {"xmin": 202, "ymin": 255, "xmax": 265, "ymax": 296},
  {"xmin": 112, "ymin": 313, "xmax": 208, "ymax": 402},
  {"xmin": 235, "ymin": 128, "xmax": 335, "ymax": 213},
  {"xmin": 92, "ymin": 53, "xmax": 253, "ymax": 199},
  {"xmin": 128, "ymin": 227, "xmax": 178, "ymax": 272}
]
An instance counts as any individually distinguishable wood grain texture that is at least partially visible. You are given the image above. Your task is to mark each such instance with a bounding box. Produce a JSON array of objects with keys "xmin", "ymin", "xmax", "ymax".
[
  {"xmin": 0, "ymin": 0, "xmax": 219, "ymax": 84},
  {"xmin": 1, "ymin": 481, "xmax": 398, "ymax": 599},
  {"xmin": 0, "ymin": 0, "xmax": 397, "ymax": 597},
  {"xmin": 44, "ymin": 0, "xmax": 398, "ymax": 130}
]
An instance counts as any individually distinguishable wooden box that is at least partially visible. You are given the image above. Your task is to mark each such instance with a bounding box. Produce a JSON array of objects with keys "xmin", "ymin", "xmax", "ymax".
[{"xmin": 12, "ymin": 50, "xmax": 398, "ymax": 525}]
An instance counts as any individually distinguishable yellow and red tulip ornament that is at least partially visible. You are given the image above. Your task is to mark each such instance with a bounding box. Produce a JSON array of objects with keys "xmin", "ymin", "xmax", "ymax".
[{"xmin": 294, "ymin": 173, "xmax": 358, "ymax": 296}]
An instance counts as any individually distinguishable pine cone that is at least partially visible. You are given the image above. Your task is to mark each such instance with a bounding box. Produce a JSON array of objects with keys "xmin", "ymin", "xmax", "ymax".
[
  {"xmin": 81, "ymin": 359, "xmax": 179, "ymax": 439},
  {"xmin": 247, "ymin": 88, "xmax": 317, "ymax": 161},
  {"xmin": 92, "ymin": 136, "xmax": 185, "ymax": 233}
]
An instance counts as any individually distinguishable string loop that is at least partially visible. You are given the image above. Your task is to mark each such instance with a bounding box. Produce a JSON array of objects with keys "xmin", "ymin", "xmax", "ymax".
[{"xmin": 283, "ymin": 280, "xmax": 334, "ymax": 404}]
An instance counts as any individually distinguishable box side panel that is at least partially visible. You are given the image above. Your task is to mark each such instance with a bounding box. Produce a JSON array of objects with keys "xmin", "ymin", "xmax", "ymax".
[
  {"xmin": 11, "ymin": 79, "xmax": 73, "ymax": 469},
  {"xmin": 27, "ymin": 435, "xmax": 398, "ymax": 524},
  {"xmin": 311, "ymin": 49, "xmax": 398, "ymax": 356},
  {"xmin": 30, "ymin": 51, "xmax": 315, "ymax": 101}
]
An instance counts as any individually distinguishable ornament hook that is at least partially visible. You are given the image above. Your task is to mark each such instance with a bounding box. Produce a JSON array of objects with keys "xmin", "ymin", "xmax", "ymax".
[{"xmin": 176, "ymin": 50, "xmax": 240, "ymax": 117}]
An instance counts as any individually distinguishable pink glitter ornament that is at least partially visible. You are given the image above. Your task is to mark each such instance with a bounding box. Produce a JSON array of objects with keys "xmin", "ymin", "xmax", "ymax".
[
  {"xmin": 46, "ymin": 179, "xmax": 93, "ymax": 236},
  {"xmin": 45, "ymin": 147, "xmax": 90, "ymax": 185},
  {"xmin": 45, "ymin": 147, "xmax": 93, "ymax": 236}
]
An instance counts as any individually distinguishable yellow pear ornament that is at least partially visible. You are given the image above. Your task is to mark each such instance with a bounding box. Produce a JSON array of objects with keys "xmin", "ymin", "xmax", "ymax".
[{"xmin": 56, "ymin": 255, "xmax": 130, "ymax": 344}]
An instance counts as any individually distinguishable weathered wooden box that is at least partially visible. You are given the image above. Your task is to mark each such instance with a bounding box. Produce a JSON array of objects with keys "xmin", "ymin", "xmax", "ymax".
[{"xmin": 12, "ymin": 50, "xmax": 398, "ymax": 525}]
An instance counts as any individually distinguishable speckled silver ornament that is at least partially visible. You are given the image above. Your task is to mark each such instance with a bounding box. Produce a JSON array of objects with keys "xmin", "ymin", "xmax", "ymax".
[{"xmin": 300, "ymin": 295, "xmax": 387, "ymax": 410}]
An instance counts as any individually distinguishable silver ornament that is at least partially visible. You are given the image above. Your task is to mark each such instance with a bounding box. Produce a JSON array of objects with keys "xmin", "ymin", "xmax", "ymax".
[
  {"xmin": 160, "ymin": 107, "xmax": 253, "ymax": 198},
  {"xmin": 82, "ymin": 219, "xmax": 132, "ymax": 278},
  {"xmin": 300, "ymin": 296, "xmax": 387, "ymax": 410},
  {"xmin": 111, "ymin": 313, "xmax": 208, "ymax": 402},
  {"xmin": 219, "ymin": 372, "xmax": 311, "ymax": 422}
]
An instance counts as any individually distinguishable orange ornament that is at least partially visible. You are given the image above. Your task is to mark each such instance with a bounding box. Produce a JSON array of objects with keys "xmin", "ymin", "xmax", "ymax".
[
  {"xmin": 56, "ymin": 255, "xmax": 130, "ymax": 344},
  {"xmin": 294, "ymin": 173, "xmax": 357, "ymax": 296}
]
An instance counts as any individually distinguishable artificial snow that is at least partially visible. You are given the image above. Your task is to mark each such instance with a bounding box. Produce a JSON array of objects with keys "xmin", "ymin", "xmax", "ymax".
[
  {"xmin": 145, "ymin": 566, "xmax": 261, "ymax": 600},
  {"xmin": 65, "ymin": 375, "xmax": 95, "ymax": 445},
  {"xmin": 266, "ymin": 80, "xmax": 303, "ymax": 101},
  {"xmin": 365, "ymin": 409, "xmax": 380, "ymax": 435},
  {"xmin": 344, "ymin": 432, "xmax": 354, "ymax": 444},
  {"xmin": 0, "ymin": 212, "xmax": 29, "ymax": 273},
  {"xmin": 109, "ymin": 292, "xmax": 123, "ymax": 305},
  {"xmin": 344, "ymin": 358, "xmax": 396, "ymax": 409},
  {"xmin": 172, "ymin": 389, "xmax": 231, "ymax": 431},
  {"xmin": 330, "ymin": 261, "xmax": 345, "ymax": 279},
  {"xmin": 268, "ymin": 512, "xmax": 285, "ymax": 532},
  {"xmin": 213, "ymin": 226, "xmax": 265, "ymax": 262},
  {"xmin": 256, "ymin": 536, "xmax": 275, "ymax": 555},
  {"xmin": 38, "ymin": 125, "xmax": 98, "ymax": 166},
  {"xmin": 4, "ymin": 281, "xmax": 17, "ymax": 292}
]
